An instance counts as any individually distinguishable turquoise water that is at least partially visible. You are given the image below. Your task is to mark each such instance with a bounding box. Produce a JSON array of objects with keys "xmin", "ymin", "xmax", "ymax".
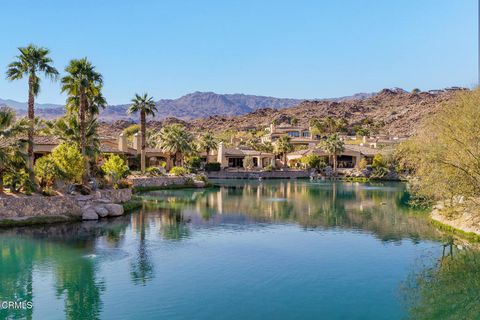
[{"xmin": 0, "ymin": 180, "xmax": 473, "ymax": 319}]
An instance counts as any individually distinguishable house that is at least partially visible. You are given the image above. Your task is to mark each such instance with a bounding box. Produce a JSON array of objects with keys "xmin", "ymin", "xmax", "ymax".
[
  {"xmin": 32, "ymin": 132, "xmax": 172, "ymax": 170},
  {"xmin": 286, "ymin": 144, "xmax": 379, "ymax": 169},
  {"xmin": 216, "ymin": 142, "xmax": 275, "ymax": 169},
  {"xmin": 261, "ymin": 123, "xmax": 319, "ymax": 147}
]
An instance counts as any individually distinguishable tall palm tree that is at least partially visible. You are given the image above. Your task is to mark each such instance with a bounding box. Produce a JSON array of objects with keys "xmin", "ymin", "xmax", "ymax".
[
  {"xmin": 198, "ymin": 133, "xmax": 217, "ymax": 163},
  {"xmin": 274, "ymin": 135, "xmax": 294, "ymax": 168},
  {"xmin": 61, "ymin": 58, "xmax": 103, "ymax": 159},
  {"xmin": 0, "ymin": 107, "xmax": 29, "ymax": 193},
  {"xmin": 320, "ymin": 133, "xmax": 345, "ymax": 172},
  {"xmin": 127, "ymin": 93, "xmax": 157, "ymax": 173},
  {"xmin": 45, "ymin": 115, "xmax": 100, "ymax": 158},
  {"xmin": 6, "ymin": 44, "xmax": 58, "ymax": 174},
  {"xmin": 154, "ymin": 124, "xmax": 194, "ymax": 167}
]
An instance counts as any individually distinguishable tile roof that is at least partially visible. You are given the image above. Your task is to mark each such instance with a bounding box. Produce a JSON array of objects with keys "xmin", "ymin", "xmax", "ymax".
[{"xmin": 224, "ymin": 148, "xmax": 273, "ymax": 157}]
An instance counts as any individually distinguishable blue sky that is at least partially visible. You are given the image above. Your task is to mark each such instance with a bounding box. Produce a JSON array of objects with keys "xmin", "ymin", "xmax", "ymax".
[{"xmin": 0, "ymin": 0, "xmax": 477, "ymax": 104}]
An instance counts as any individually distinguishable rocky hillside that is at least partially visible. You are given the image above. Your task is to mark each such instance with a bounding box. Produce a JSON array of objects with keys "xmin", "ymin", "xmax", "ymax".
[
  {"xmin": 4, "ymin": 91, "xmax": 379, "ymax": 121},
  {"xmin": 97, "ymin": 88, "xmax": 462, "ymax": 137},
  {"xmin": 189, "ymin": 88, "xmax": 461, "ymax": 136},
  {"xmin": 4, "ymin": 92, "xmax": 305, "ymax": 121}
]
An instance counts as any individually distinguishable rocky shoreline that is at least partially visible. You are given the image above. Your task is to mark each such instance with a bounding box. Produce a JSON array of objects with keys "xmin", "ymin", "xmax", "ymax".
[
  {"xmin": 0, "ymin": 189, "xmax": 132, "ymax": 226},
  {"xmin": 431, "ymin": 202, "xmax": 480, "ymax": 239}
]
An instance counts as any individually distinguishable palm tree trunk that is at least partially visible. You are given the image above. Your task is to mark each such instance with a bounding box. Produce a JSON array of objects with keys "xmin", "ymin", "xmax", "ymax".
[
  {"xmin": 27, "ymin": 75, "xmax": 35, "ymax": 178},
  {"xmin": 79, "ymin": 87, "xmax": 88, "ymax": 183},
  {"xmin": 140, "ymin": 111, "xmax": 146, "ymax": 173},
  {"xmin": 79, "ymin": 88, "xmax": 87, "ymax": 156},
  {"xmin": 333, "ymin": 154, "xmax": 337, "ymax": 172},
  {"xmin": 205, "ymin": 147, "xmax": 210, "ymax": 164},
  {"xmin": 283, "ymin": 153, "xmax": 287, "ymax": 168},
  {"xmin": 0, "ymin": 170, "xmax": 4, "ymax": 194}
]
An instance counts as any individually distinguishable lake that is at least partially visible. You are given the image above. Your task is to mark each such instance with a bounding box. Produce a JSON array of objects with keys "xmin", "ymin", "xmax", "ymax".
[{"xmin": 1, "ymin": 180, "xmax": 477, "ymax": 319}]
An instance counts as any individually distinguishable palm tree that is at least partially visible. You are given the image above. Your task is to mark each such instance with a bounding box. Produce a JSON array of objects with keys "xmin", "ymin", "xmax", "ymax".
[
  {"xmin": 45, "ymin": 115, "xmax": 100, "ymax": 158},
  {"xmin": 61, "ymin": 58, "xmax": 103, "ymax": 160},
  {"xmin": 65, "ymin": 83, "xmax": 107, "ymax": 119},
  {"xmin": 6, "ymin": 44, "xmax": 58, "ymax": 174},
  {"xmin": 154, "ymin": 124, "xmax": 194, "ymax": 167},
  {"xmin": 310, "ymin": 117, "xmax": 347, "ymax": 137},
  {"xmin": 274, "ymin": 135, "xmax": 294, "ymax": 168},
  {"xmin": 198, "ymin": 133, "xmax": 217, "ymax": 163},
  {"xmin": 0, "ymin": 107, "xmax": 29, "ymax": 193},
  {"xmin": 127, "ymin": 93, "xmax": 157, "ymax": 173},
  {"xmin": 319, "ymin": 133, "xmax": 345, "ymax": 172}
]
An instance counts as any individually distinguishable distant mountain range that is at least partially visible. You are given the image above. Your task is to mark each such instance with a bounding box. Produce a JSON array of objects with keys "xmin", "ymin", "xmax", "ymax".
[{"xmin": 0, "ymin": 91, "xmax": 375, "ymax": 121}]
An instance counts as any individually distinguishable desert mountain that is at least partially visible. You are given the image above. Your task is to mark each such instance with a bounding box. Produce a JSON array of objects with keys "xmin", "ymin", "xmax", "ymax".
[
  {"xmin": 96, "ymin": 88, "xmax": 464, "ymax": 138},
  {"xmin": 1, "ymin": 91, "xmax": 374, "ymax": 121}
]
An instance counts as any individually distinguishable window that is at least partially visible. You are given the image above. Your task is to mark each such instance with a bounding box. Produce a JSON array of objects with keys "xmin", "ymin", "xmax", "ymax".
[
  {"xmin": 287, "ymin": 131, "xmax": 300, "ymax": 137},
  {"xmin": 302, "ymin": 131, "xmax": 310, "ymax": 137},
  {"xmin": 228, "ymin": 157, "xmax": 244, "ymax": 167}
]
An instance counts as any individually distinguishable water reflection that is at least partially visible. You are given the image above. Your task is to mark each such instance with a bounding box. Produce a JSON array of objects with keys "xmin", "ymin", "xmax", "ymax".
[
  {"xmin": 0, "ymin": 180, "xmax": 477, "ymax": 320},
  {"xmin": 130, "ymin": 210, "xmax": 154, "ymax": 286},
  {"xmin": 141, "ymin": 180, "xmax": 441, "ymax": 242},
  {"xmin": 402, "ymin": 242, "xmax": 480, "ymax": 319},
  {"xmin": 0, "ymin": 221, "xmax": 129, "ymax": 320}
]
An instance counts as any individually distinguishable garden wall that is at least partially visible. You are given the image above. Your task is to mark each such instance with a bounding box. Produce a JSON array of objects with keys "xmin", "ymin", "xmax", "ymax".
[
  {"xmin": 128, "ymin": 176, "xmax": 189, "ymax": 188},
  {"xmin": 206, "ymin": 170, "xmax": 311, "ymax": 179}
]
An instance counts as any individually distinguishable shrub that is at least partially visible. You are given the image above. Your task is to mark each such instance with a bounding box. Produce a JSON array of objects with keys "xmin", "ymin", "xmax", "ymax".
[
  {"xmin": 243, "ymin": 156, "xmax": 255, "ymax": 170},
  {"xmin": 372, "ymin": 154, "xmax": 386, "ymax": 171},
  {"xmin": 194, "ymin": 174, "xmax": 208, "ymax": 182},
  {"xmin": 204, "ymin": 162, "xmax": 221, "ymax": 172},
  {"xmin": 102, "ymin": 154, "xmax": 130, "ymax": 188},
  {"xmin": 184, "ymin": 156, "xmax": 202, "ymax": 173},
  {"xmin": 34, "ymin": 155, "xmax": 58, "ymax": 188},
  {"xmin": 4, "ymin": 168, "xmax": 34, "ymax": 194},
  {"xmin": 145, "ymin": 166, "xmax": 164, "ymax": 176},
  {"xmin": 358, "ymin": 158, "xmax": 368, "ymax": 170},
  {"xmin": 300, "ymin": 154, "xmax": 326, "ymax": 169},
  {"xmin": 263, "ymin": 164, "xmax": 274, "ymax": 172},
  {"xmin": 52, "ymin": 142, "xmax": 85, "ymax": 184},
  {"xmin": 170, "ymin": 166, "xmax": 188, "ymax": 176}
]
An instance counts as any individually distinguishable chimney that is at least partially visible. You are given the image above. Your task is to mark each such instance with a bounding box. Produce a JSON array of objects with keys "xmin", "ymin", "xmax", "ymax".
[
  {"xmin": 118, "ymin": 133, "xmax": 128, "ymax": 152},
  {"xmin": 217, "ymin": 142, "xmax": 225, "ymax": 166},
  {"xmin": 133, "ymin": 132, "xmax": 142, "ymax": 154}
]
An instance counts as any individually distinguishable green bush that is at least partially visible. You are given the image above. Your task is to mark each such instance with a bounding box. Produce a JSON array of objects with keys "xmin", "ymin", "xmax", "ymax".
[
  {"xmin": 184, "ymin": 156, "xmax": 202, "ymax": 173},
  {"xmin": 34, "ymin": 155, "xmax": 58, "ymax": 188},
  {"xmin": 102, "ymin": 154, "xmax": 130, "ymax": 188},
  {"xmin": 372, "ymin": 154, "xmax": 386, "ymax": 171},
  {"xmin": 194, "ymin": 174, "xmax": 208, "ymax": 182},
  {"xmin": 300, "ymin": 154, "xmax": 326, "ymax": 169},
  {"xmin": 170, "ymin": 166, "xmax": 188, "ymax": 176},
  {"xmin": 263, "ymin": 164, "xmax": 274, "ymax": 172},
  {"xmin": 358, "ymin": 158, "xmax": 368, "ymax": 170},
  {"xmin": 4, "ymin": 168, "xmax": 34, "ymax": 194},
  {"xmin": 204, "ymin": 162, "xmax": 221, "ymax": 172},
  {"xmin": 145, "ymin": 167, "xmax": 164, "ymax": 176},
  {"xmin": 52, "ymin": 142, "xmax": 85, "ymax": 184}
]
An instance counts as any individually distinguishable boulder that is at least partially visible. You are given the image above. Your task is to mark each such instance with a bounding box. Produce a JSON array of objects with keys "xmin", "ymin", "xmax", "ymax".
[
  {"xmin": 95, "ymin": 206, "xmax": 109, "ymax": 218},
  {"xmin": 82, "ymin": 208, "xmax": 99, "ymax": 220},
  {"xmin": 105, "ymin": 204, "xmax": 124, "ymax": 217},
  {"xmin": 194, "ymin": 181, "xmax": 206, "ymax": 188}
]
